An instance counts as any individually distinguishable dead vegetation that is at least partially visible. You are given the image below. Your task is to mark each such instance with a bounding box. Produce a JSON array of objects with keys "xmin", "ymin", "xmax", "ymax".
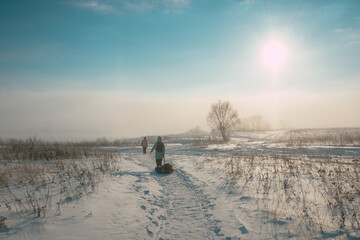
[
  {"xmin": 191, "ymin": 136, "xmax": 226, "ymax": 147},
  {"xmin": 275, "ymin": 128, "xmax": 360, "ymax": 146},
  {"xmin": 0, "ymin": 138, "xmax": 121, "ymax": 223},
  {"xmin": 204, "ymin": 152, "xmax": 360, "ymax": 238}
]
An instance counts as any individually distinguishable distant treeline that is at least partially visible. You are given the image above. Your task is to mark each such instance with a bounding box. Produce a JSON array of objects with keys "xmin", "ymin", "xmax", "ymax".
[{"xmin": 234, "ymin": 115, "xmax": 272, "ymax": 131}]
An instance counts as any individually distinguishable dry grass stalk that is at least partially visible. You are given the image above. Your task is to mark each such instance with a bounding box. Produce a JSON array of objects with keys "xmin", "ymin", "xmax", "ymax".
[
  {"xmin": 204, "ymin": 152, "xmax": 360, "ymax": 238},
  {"xmin": 0, "ymin": 140, "xmax": 121, "ymax": 218}
]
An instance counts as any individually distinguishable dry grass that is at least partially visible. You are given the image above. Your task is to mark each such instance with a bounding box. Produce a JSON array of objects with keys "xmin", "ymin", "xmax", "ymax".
[
  {"xmin": 0, "ymin": 139, "xmax": 113, "ymax": 162},
  {"xmin": 191, "ymin": 137, "xmax": 227, "ymax": 147},
  {"xmin": 204, "ymin": 152, "xmax": 360, "ymax": 238},
  {"xmin": 0, "ymin": 138, "xmax": 121, "ymax": 220},
  {"xmin": 275, "ymin": 128, "xmax": 360, "ymax": 146}
]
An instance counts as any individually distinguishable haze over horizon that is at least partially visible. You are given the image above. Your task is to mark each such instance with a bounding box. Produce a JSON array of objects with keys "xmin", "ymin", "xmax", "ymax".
[{"xmin": 1, "ymin": 0, "xmax": 360, "ymax": 140}]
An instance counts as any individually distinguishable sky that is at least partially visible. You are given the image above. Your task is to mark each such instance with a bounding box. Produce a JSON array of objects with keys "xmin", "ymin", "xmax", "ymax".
[{"xmin": 0, "ymin": 0, "xmax": 360, "ymax": 140}]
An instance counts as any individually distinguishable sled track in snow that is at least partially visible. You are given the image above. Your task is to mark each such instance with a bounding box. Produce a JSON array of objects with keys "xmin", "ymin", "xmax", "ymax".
[
  {"xmin": 129, "ymin": 153, "xmax": 230, "ymax": 239},
  {"xmin": 173, "ymin": 168, "xmax": 223, "ymax": 239},
  {"xmin": 149, "ymin": 167, "xmax": 224, "ymax": 240}
]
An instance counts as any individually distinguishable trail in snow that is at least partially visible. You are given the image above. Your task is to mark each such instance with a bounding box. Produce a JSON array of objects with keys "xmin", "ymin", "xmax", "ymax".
[{"xmin": 133, "ymin": 153, "xmax": 227, "ymax": 240}]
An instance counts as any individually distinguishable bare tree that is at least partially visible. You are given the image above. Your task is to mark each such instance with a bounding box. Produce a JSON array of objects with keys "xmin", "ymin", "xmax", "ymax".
[{"xmin": 207, "ymin": 100, "xmax": 240, "ymax": 141}]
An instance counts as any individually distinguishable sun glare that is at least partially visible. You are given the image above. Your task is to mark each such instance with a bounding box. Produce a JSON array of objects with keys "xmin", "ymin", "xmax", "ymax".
[{"xmin": 262, "ymin": 41, "xmax": 287, "ymax": 72}]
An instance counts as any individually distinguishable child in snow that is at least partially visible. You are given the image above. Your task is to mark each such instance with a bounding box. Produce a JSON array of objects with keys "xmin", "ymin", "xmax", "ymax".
[
  {"xmin": 141, "ymin": 137, "xmax": 148, "ymax": 154},
  {"xmin": 150, "ymin": 136, "xmax": 165, "ymax": 167}
]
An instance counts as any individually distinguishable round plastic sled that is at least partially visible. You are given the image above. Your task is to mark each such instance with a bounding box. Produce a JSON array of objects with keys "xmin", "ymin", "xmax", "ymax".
[{"xmin": 155, "ymin": 163, "xmax": 174, "ymax": 174}]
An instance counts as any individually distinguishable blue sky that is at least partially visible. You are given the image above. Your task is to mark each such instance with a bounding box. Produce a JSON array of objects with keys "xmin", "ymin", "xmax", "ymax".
[{"xmin": 1, "ymin": 0, "xmax": 360, "ymax": 139}]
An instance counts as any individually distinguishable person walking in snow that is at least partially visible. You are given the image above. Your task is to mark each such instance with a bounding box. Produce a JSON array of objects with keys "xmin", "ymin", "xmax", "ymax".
[
  {"xmin": 141, "ymin": 137, "xmax": 148, "ymax": 154},
  {"xmin": 150, "ymin": 136, "xmax": 165, "ymax": 167}
]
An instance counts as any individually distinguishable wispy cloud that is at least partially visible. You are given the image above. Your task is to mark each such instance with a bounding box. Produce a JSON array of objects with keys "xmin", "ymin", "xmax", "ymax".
[
  {"xmin": 161, "ymin": 0, "xmax": 190, "ymax": 8},
  {"xmin": 227, "ymin": 0, "xmax": 255, "ymax": 5},
  {"xmin": 72, "ymin": 0, "xmax": 190, "ymax": 13},
  {"xmin": 123, "ymin": 1, "xmax": 153, "ymax": 12},
  {"xmin": 336, "ymin": 28, "xmax": 360, "ymax": 45},
  {"xmin": 72, "ymin": 0, "xmax": 191, "ymax": 13},
  {"xmin": 73, "ymin": 1, "xmax": 118, "ymax": 13},
  {"xmin": 123, "ymin": 0, "xmax": 190, "ymax": 12}
]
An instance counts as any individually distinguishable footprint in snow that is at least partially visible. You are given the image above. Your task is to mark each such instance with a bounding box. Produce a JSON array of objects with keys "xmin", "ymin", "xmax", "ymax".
[
  {"xmin": 133, "ymin": 185, "xmax": 141, "ymax": 192},
  {"xmin": 146, "ymin": 226, "xmax": 154, "ymax": 237},
  {"xmin": 240, "ymin": 196, "xmax": 251, "ymax": 201},
  {"xmin": 239, "ymin": 224, "xmax": 248, "ymax": 234},
  {"xmin": 150, "ymin": 208, "xmax": 157, "ymax": 215}
]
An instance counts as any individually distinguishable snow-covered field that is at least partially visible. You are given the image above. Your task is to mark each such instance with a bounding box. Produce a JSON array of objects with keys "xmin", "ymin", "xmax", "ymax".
[{"xmin": 1, "ymin": 130, "xmax": 360, "ymax": 239}]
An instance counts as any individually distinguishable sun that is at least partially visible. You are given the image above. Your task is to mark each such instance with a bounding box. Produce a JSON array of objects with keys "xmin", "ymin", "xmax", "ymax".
[{"xmin": 262, "ymin": 41, "xmax": 287, "ymax": 72}]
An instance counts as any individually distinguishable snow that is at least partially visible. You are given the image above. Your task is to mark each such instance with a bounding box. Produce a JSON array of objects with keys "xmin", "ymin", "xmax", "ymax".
[{"xmin": 1, "ymin": 130, "xmax": 360, "ymax": 239}]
